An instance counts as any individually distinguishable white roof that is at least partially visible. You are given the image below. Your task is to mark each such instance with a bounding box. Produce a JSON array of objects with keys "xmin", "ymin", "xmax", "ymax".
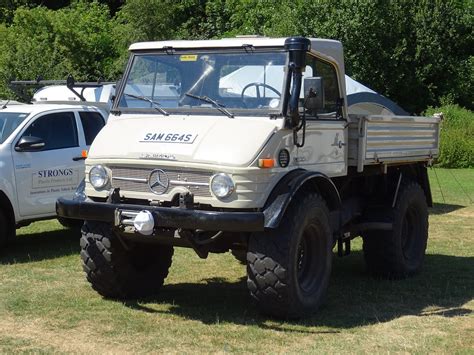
[
  {"xmin": 0, "ymin": 103, "xmax": 102, "ymax": 115},
  {"xmin": 129, "ymin": 37, "xmax": 343, "ymax": 64},
  {"xmin": 32, "ymin": 84, "xmax": 115, "ymax": 104}
]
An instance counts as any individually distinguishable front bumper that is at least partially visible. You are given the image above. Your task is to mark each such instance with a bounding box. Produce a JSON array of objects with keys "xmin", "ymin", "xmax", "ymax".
[{"xmin": 56, "ymin": 197, "xmax": 264, "ymax": 232}]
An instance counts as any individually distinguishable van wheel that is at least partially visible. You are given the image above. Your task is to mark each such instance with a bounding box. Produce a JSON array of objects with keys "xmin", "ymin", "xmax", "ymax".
[
  {"xmin": 0, "ymin": 208, "xmax": 14, "ymax": 248},
  {"xmin": 247, "ymin": 193, "xmax": 332, "ymax": 319},
  {"xmin": 80, "ymin": 221, "xmax": 173, "ymax": 298},
  {"xmin": 362, "ymin": 182, "xmax": 428, "ymax": 278},
  {"xmin": 58, "ymin": 217, "xmax": 83, "ymax": 230}
]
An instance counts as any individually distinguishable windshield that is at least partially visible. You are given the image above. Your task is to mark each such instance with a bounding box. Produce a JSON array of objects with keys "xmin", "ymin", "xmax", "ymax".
[
  {"xmin": 117, "ymin": 50, "xmax": 288, "ymax": 115},
  {"xmin": 0, "ymin": 112, "xmax": 29, "ymax": 144}
]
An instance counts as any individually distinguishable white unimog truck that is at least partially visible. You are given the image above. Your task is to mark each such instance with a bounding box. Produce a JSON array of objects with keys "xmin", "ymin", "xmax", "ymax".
[{"xmin": 56, "ymin": 37, "xmax": 441, "ymax": 318}]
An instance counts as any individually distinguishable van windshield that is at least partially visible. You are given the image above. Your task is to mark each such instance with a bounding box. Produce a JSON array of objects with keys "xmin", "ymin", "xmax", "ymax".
[
  {"xmin": 117, "ymin": 50, "xmax": 287, "ymax": 115},
  {"xmin": 0, "ymin": 112, "xmax": 29, "ymax": 144}
]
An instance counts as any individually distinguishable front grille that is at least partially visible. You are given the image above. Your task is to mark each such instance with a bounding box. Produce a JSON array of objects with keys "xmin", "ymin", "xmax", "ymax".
[{"xmin": 110, "ymin": 166, "xmax": 212, "ymax": 197}]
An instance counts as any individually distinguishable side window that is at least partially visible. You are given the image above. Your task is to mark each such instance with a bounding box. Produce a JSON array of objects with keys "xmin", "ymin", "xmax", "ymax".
[
  {"xmin": 305, "ymin": 54, "xmax": 341, "ymax": 116},
  {"xmin": 22, "ymin": 112, "xmax": 78, "ymax": 150},
  {"xmin": 79, "ymin": 112, "xmax": 105, "ymax": 145}
]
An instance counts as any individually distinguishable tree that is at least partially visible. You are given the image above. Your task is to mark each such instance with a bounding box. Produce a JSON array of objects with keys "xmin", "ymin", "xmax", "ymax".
[{"xmin": 0, "ymin": 1, "xmax": 119, "ymax": 99}]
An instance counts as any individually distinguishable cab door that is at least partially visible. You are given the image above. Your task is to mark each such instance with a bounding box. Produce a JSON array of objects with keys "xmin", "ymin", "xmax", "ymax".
[
  {"xmin": 295, "ymin": 54, "xmax": 347, "ymax": 176},
  {"xmin": 12, "ymin": 111, "xmax": 84, "ymax": 217}
]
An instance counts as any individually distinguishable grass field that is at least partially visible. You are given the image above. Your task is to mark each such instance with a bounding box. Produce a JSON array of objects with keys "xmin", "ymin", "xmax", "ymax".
[{"xmin": 0, "ymin": 168, "xmax": 473, "ymax": 353}]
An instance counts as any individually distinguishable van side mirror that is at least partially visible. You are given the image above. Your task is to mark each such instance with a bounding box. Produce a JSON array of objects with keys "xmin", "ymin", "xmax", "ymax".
[
  {"xmin": 15, "ymin": 136, "xmax": 45, "ymax": 152},
  {"xmin": 304, "ymin": 77, "xmax": 325, "ymax": 111}
]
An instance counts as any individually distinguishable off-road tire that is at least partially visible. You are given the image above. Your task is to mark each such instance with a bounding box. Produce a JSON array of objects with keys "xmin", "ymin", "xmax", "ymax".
[
  {"xmin": 231, "ymin": 249, "xmax": 247, "ymax": 264},
  {"xmin": 247, "ymin": 192, "xmax": 332, "ymax": 319},
  {"xmin": 362, "ymin": 182, "xmax": 428, "ymax": 278},
  {"xmin": 0, "ymin": 208, "xmax": 14, "ymax": 248},
  {"xmin": 58, "ymin": 217, "xmax": 84, "ymax": 230},
  {"xmin": 0, "ymin": 209, "xmax": 9, "ymax": 248},
  {"xmin": 80, "ymin": 221, "xmax": 174, "ymax": 298}
]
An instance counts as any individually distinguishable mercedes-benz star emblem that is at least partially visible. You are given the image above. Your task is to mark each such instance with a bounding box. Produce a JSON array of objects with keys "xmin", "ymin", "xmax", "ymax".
[{"xmin": 148, "ymin": 169, "xmax": 170, "ymax": 195}]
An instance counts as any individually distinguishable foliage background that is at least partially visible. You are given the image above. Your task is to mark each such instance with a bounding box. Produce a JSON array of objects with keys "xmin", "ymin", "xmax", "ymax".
[{"xmin": 0, "ymin": 0, "xmax": 472, "ymax": 166}]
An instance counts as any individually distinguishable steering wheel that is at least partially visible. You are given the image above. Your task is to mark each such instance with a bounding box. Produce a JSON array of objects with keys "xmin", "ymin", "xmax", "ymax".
[{"xmin": 241, "ymin": 82, "xmax": 281, "ymax": 100}]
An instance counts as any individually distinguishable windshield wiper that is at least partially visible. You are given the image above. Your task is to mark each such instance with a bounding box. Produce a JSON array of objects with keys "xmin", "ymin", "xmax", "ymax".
[
  {"xmin": 184, "ymin": 93, "xmax": 234, "ymax": 118},
  {"xmin": 124, "ymin": 93, "xmax": 169, "ymax": 116}
]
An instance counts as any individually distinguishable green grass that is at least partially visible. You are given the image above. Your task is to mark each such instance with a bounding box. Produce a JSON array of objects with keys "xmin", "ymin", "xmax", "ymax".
[{"xmin": 0, "ymin": 168, "xmax": 472, "ymax": 353}]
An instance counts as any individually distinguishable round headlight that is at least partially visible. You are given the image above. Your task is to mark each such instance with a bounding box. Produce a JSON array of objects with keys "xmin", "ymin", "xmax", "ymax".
[
  {"xmin": 210, "ymin": 173, "xmax": 235, "ymax": 198},
  {"xmin": 89, "ymin": 165, "xmax": 109, "ymax": 189}
]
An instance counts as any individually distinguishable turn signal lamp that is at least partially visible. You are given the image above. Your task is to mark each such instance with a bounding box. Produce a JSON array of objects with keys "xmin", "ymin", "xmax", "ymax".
[
  {"xmin": 81, "ymin": 150, "xmax": 88, "ymax": 158},
  {"xmin": 258, "ymin": 158, "xmax": 275, "ymax": 168}
]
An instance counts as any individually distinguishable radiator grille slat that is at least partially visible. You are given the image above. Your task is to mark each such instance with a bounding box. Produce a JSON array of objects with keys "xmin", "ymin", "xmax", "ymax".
[{"xmin": 110, "ymin": 166, "xmax": 212, "ymax": 197}]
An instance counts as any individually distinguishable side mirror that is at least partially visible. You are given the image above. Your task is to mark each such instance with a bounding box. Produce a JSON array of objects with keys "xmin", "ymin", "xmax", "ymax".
[
  {"xmin": 304, "ymin": 77, "xmax": 325, "ymax": 111},
  {"xmin": 15, "ymin": 136, "xmax": 45, "ymax": 152}
]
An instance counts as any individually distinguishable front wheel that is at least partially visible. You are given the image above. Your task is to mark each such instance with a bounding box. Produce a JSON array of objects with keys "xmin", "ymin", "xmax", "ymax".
[
  {"xmin": 247, "ymin": 192, "xmax": 332, "ymax": 319},
  {"xmin": 0, "ymin": 208, "xmax": 14, "ymax": 248},
  {"xmin": 80, "ymin": 221, "xmax": 173, "ymax": 298}
]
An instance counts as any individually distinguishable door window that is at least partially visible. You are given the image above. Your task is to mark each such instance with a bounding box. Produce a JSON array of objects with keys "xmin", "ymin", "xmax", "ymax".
[
  {"xmin": 79, "ymin": 112, "xmax": 105, "ymax": 145},
  {"xmin": 304, "ymin": 54, "xmax": 341, "ymax": 116},
  {"xmin": 22, "ymin": 112, "xmax": 78, "ymax": 150}
]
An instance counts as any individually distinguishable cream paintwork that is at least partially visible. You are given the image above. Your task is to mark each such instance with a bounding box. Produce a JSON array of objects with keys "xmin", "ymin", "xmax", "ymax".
[
  {"xmin": 88, "ymin": 114, "xmax": 282, "ymax": 167},
  {"xmin": 85, "ymin": 115, "xmax": 349, "ymax": 209},
  {"xmin": 84, "ymin": 37, "xmax": 439, "ymax": 210},
  {"xmin": 296, "ymin": 120, "xmax": 347, "ymax": 175}
]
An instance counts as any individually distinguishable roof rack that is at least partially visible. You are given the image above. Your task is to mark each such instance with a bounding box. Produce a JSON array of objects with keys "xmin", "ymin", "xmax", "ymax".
[{"xmin": 10, "ymin": 75, "xmax": 115, "ymax": 102}]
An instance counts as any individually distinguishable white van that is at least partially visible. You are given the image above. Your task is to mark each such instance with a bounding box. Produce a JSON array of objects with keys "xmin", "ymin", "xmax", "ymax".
[{"xmin": 0, "ymin": 103, "xmax": 107, "ymax": 245}]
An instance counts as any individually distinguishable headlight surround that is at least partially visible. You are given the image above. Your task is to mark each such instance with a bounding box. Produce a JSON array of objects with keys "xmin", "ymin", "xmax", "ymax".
[
  {"xmin": 210, "ymin": 173, "xmax": 235, "ymax": 199},
  {"xmin": 89, "ymin": 165, "xmax": 109, "ymax": 189}
]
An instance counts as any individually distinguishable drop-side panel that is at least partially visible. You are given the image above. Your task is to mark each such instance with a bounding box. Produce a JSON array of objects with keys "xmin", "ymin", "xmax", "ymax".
[{"xmin": 348, "ymin": 115, "xmax": 441, "ymax": 172}]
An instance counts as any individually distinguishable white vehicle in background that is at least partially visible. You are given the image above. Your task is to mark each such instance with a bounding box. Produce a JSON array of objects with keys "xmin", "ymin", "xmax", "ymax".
[{"xmin": 0, "ymin": 80, "xmax": 113, "ymax": 246}]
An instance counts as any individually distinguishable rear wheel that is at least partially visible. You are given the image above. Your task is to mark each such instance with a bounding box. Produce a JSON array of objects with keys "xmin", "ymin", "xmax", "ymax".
[
  {"xmin": 80, "ymin": 221, "xmax": 173, "ymax": 298},
  {"xmin": 247, "ymin": 192, "xmax": 332, "ymax": 319},
  {"xmin": 362, "ymin": 182, "xmax": 428, "ymax": 278}
]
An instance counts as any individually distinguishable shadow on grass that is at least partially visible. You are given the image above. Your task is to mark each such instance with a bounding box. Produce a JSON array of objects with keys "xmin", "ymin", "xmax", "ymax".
[
  {"xmin": 124, "ymin": 251, "xmax": 473, "ymax": 331},
  {"xmin": 429, "ymin": 203, "xmax": 467, "ymax": 215},
  {"xmin": 0, "ymin": 228, "xmax": 80, "ymax": 264}
]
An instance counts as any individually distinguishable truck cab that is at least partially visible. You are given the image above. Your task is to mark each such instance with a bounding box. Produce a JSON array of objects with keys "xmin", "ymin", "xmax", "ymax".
[{"xmin": 57, "ymin": 37, "xmax": 440, "ymax": 318}]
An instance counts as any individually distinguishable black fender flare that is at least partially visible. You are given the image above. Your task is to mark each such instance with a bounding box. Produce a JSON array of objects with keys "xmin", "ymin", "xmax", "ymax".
[{"xmin": 263, "ymin": 169, "xmax": 342, "ymax": 229}]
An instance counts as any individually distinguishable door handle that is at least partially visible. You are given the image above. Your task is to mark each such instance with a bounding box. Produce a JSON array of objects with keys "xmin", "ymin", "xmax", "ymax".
[{"xmin": 72, "ymin": 156, "xmax": 87, "ymax": 161}]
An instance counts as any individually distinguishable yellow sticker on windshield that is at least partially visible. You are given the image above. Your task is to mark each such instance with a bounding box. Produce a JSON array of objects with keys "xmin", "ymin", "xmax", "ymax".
[{"xmin": 180, "ymin": 54, "xmax": 198, "ymax": 61}]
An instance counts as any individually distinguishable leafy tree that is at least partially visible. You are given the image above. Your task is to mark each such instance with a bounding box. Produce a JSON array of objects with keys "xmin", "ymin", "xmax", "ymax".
[
  {"xmin": 0, "ymin": 1, "xmax": 119, "ymax": 99},
  {"xmin": 0, "ymin": 0, "xmax": 472, "ymax": 112},
  {"xmin": 208, "ymin": 0, "xmax": 473, "ymax": 113}
]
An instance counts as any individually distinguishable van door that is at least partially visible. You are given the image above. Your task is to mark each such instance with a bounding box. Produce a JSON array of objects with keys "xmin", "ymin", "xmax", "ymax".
[{"xmin": 12, "ymin": 111, "xmax": 84, "ymax": 217}]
